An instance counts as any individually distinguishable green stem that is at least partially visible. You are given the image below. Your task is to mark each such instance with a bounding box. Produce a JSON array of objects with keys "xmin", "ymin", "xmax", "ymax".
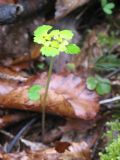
[{"xmin": 42, "ymin": 57, "xmax": 54, "ymax": 141}]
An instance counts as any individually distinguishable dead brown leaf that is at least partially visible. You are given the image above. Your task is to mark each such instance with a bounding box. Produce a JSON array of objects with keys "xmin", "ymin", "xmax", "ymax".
[{"xmin": 0, "ymin": 72, "xmax": 100, "ymax": 120}]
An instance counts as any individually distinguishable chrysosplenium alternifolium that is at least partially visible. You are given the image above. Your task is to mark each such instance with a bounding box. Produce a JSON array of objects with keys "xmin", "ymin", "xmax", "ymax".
[{"xmin": 33, "ymin": 25, "xmax": 80, "ymax": 57}]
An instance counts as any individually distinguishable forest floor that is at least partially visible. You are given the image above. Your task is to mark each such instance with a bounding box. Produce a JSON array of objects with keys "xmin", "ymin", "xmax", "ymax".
[{"xmin": 0, "ymin": 0, "xmax": 120, "ymax": 160}]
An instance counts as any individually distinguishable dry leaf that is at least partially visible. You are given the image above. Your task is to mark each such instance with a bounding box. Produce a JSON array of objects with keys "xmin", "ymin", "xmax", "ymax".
[
  {"xmin": 0, "ymin": 71, "xmax": 100, "ymax": 120},
  {"xmin": 0, "ymin": 141, "xmax": 91, "ymax": 160}
]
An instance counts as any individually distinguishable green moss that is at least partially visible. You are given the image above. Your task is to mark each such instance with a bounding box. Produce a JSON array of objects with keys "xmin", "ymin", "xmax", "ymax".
[
  {"xmin": 99, "ymin": 136, "xmax": 120, "ymax": 160},
  {"xmin": 99, "ymin": 119, "xmax": 120, "ymax": 160}
]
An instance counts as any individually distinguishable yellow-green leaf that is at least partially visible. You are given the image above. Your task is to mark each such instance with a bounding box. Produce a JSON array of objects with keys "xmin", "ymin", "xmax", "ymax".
[
  {"xmin": 28, "ymin": 85, "xmax": 43, "ymax": 101},
  {"xmin": 65, "ymin": 44, "xmax": 80, "ymax": 54},
  {"xmin": 60, "ymin": 30, "xmax": 74, "ymax": 40},
  {"xmin": 40, "ymin": 46, "xmax": 59, "ymax": 57},
  {"xmin": 34, "ymin": 25, "xmax": 52, "ymax": 37}
]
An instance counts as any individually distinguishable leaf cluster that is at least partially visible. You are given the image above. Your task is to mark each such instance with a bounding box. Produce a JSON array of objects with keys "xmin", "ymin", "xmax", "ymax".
[
  {"xmin": 95, "ymin": 54, "xmax": 120, "ymax": 71},
  {"xmin": 98, "ymin": 33, "xmax": 120, "ymax": 48},
  {"xmin": 101, "ymin": 0, "xmax": 115, "ymax": 15},
  {"xmin": 86, "ymin": 75, "xmax": 111, "ymax": 95},
  {"xmin": 33, "ymin": 25, "xmax": 80, "ymax": 57}
]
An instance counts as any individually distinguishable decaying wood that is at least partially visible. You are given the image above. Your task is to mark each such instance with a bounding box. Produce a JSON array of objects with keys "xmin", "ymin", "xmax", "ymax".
[
  {"xmin": 0, "ymin": 141, "xmax": 91, "ymax": 160},
  {"xmin": 0, "ymin": 3, "xmax": 23, "ymax": 24},
  {"xmin": 0, "ymin": 0, "xmax": 54, "ymax": 24},
  {"xmin": 0, "ymin": 71, "xmax": 100, "ymax": 120}
]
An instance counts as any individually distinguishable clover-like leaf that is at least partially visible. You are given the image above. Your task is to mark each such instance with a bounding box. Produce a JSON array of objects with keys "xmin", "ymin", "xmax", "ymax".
[
  {"xmin": 95, "ymin": 75, "xmax": 110, "ymax": 84},
  {"xmin": 41, "ymin": 46, "xmax": 59, "ymax": 57},
  {"xmin": 101, "ymin": 0, "xmax": 107, "ymax": 7},
  {"xmin": 28, "ymin": 84, "xmax": 43, "ymax": 101},
  {"xmin": 60, "ymin": 30, "xmax": 74, "ymax": 40},
  {"xmin": 34, "ymin": 25, "xmax": 52, "ymax": 37},
  {"xmin": 65, "ymin": 44, "xmax": 80, "ymax": 54},
  {"xmin": 96, "ymin": 83, "xmax": 111, "ymax": 95},
  {"xmin": 103, "ymin": 3, "xmax": 115, "ymax": 15},
  {"xmin": 87, "ymin": 76, "xmax": 98, "ymax": 90}
]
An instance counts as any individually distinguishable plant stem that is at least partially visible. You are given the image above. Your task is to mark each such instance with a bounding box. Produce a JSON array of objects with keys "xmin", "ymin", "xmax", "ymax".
[{"xmin": 42, "ymin": 57, "xmax": 54, "ymax": 141}]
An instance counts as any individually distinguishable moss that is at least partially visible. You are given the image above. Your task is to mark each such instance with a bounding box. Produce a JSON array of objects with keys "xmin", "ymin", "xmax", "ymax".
[
  {"xmin": 99, "ymin": 119, "xmax": 120, "ymax": 160},
  {"xmin": 99, "ymin": 136, "xmax": 120, "ymax": 160}
]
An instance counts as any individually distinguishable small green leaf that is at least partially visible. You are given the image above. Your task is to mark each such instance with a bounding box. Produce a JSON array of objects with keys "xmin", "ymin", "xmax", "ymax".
[
  {"xmin": 59, "ymin": 44, "xmax": 67, "ymax": 52},
  {"xmin": 40, "ymin": 46, "xmax": 59, "ymax": 57},
  {"xmin": 106, "ymin": 3, "xmax": 115, "ymax": 10},
  {"xmin": 37, "ymin": 63, "xmax": 45, "ymax": 70},
  {"xmin": 103, "ymin": 7, "xmax": 112, "ymax": 15},
  {"xmin": 95, "ymin": 75, "xmax": 110, "ymax": 84},
  {"xmin": 103, "ymin": 3, "xmax": 115, "ymax": 15},
  {"xmin": 65, "ymin": 44, "xmax": 80, "ymax": 54},
  {"xmin": 95, "ymin": 54, "xmax": 120, "ymax": 71},
  {"xmin": 28, "ymin": 85, "xmax": 43, "ymax": 101},
  {"xmin": 34, "ymin": 25, "xmax": 52, "ymax": 37},
  {"xmin": 60, "ymin": 30, "xmax": 74, "ymax": 40},
  {"xmin": 57, "ymin": 37, "xmax": 63, "ymax": 43},
  {"xmin": 34, "ymin": 35, "xmax": 46, "ymax": 44},
  {"xmin": 101, "ymin": 0, "xmax": 107, "ymax": 7},
  {"xmin": 66, "ymin": 63, "xmax": 76, "ymax": 72},
  {"xmin": 50, "ymin": 30, "xmax": 60, "ymax": 39},
  {"xmin": 96, "ymin": 83, "xmax": 111, "ymax": 95},
  {"xmin": 86, "ymin": 76, "xmax": 98, "ymax": 90}
]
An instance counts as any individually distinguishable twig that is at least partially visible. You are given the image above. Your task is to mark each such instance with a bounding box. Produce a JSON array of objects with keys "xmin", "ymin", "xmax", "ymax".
[
  {"xmin": 99, "ymin": 96, "xmax": 120, "ymax": 104},
  {"xmin": 105, "ymin": 68, "xmax": 120, "ymax": 78},
  {"xmin": 6, "ymin": 117, "xmax": 36, "ymax": 153}
]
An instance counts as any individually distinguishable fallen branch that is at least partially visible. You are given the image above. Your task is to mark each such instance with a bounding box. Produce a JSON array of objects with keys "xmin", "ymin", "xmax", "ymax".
[{"xmin": 99, "ymin": 96, "xmax": 120, "ymax": 104}]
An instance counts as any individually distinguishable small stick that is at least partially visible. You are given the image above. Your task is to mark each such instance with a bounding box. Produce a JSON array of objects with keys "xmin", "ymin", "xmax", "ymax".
[
  {"xmin": 99, "ymin": 96, "xmax": 120, "ymax": 104},
  {"xmin": 6, "ymin": 118, "xmax": 36, "ymax": 153},
  {"xmin": 105, "ymin": 68, "xmax": 120, "ymax": 78}
]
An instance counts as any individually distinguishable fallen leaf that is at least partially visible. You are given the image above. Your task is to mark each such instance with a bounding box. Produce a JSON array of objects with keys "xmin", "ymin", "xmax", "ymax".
[
  {"xmin": 0, "ymin": 141, "xmax": 91, "ymax": 160},
  {"xmin": 55, "ymin": 141, "xmax": 71, "ymax": 153},
  {"xmin": 0, "ymin": 71, "xmax": 100, "ymax": 120}
]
